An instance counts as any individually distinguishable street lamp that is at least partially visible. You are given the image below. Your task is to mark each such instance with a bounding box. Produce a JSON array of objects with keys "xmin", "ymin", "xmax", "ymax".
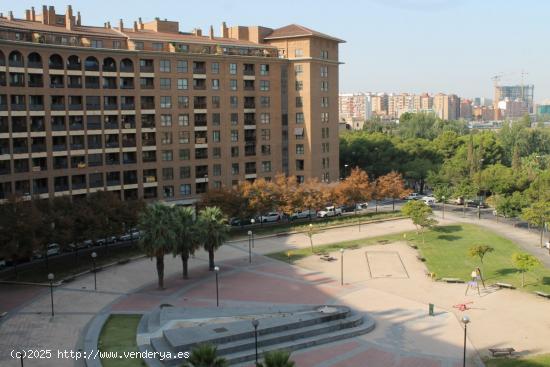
[
  {"xmin": 91, "ymin": 252, "xmax": 97, "ymax": 291},
  {"xmin": 214, "ymin": 266, "xmax": 220, "ymax": 307},
  {"xmin": 442, "ymin": 196, "xmax": 445, "ymax": 219},
  {"xmin": 477, "ymin": 205, "xmax": 481, "ymax": 220},
  {"xmin": 247, "ymin": 230, "xmax": 252, "ymax": 263},
  {"xmin": 251, "ymin": 319, "xmax": 259, "ymax": 364},
  {"xmin": 344, "ymin": 164, "xmax": 349, "ymax": 178},
  {"xmin": 461, "ymin": 315, "xmax": 470, "ymax": 367},
  {"xmin": 340, "ymin": 248, "xmax": 344, "ymax": 286},
  {"xmin": 250, "ymin": 218, "xmax": 255, "ymax": 242},
  {"xmin": 47, "ymin": 273, "xmax": 54, "ymax": 317}
]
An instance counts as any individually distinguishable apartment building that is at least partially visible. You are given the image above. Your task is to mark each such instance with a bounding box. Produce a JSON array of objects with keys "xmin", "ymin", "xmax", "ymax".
[
  {"xmin": 0, "ymin": 5, "xmax": 343, "ymax": 203},
  {"xmin": 338, "ymin": 93, "xmax": 372, "ymax": 122},
  {"xmin": 433, "ymin": 93, "xmax": 460, "ymax": 121}
]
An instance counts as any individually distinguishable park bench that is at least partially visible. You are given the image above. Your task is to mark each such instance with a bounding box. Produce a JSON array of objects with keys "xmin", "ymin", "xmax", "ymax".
[
  {"xmin": 535, "ymin": 291, "xmax": 550, "ymax": 299},
  {"xmin": 408, "ymin": 244, "xmax": 418, "ymax": 249},
  {"xmin": 416, "ymin": 255, "xmax": 426, "ymax": 262},
  {"xmin": 441, "ymin": 277, "xmax": 464, "ymax": 283},
  {"xmin": 320, "ymin": 254, "xmax": 337, "ymax": 262},
  {"xmin": 488, "ymin": 348, "xmax": 515, "ymax": 357},
  {"xmin": 494, "ymin": 282, "xmax": 515, "ymax": 290}
]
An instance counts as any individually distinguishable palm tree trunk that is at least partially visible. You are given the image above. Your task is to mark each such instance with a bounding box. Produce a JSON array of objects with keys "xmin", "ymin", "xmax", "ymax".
[
  {"xmin": 208, "ymin": 248, "xmax": 215, "ymax": 270},
  {"xmin": 156, "ymin": 254, "xmax": 164, "ymax": 289},
  {"xmin": 181, "ymin": 252, "xmax": 189, "ymax": 279}
]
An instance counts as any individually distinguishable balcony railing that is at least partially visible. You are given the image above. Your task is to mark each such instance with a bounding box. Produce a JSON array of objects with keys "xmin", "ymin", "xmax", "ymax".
[
  {"xmin": 28, "ymin": 81, "xmax": 44, "ymax": 87},
  {"xmin": 193, "ymin": 67, "xmax": 206, "ymax": 74},
  {"xmin": 28, "ymin": 61, "xmax": 43, "ymax": 68},
  {"xmin": 51, "ymin": 103, "xmax": 65, "ymax": 111},
  {"xmin": 141, "ymin": 103, "xmax": 155, "ymax": 109},
  {"xmin": 121, "ymin": 103, "xmax": 136, "ymax": 110},
  {"xmin": 11, "ymin": 104, "xmax": 26, "ymax": 111},
  {"xmin": 194, "ymin": 103, "xmax": 207, "ymax": 109},
  {"xmin": 29, "ymin": 104, "xmax": 44, "ymax": 111},
  {"xmin": 53, "ymin": 144, "xmax": 67, "ymax": 151},
  {"xmin": 140, "ymin": 65, "xmax": 154, "ymax": 72},
  {"xmin": 68, "ymin": 104, "xmax": 83, "ymax": 110},
  {"xmin": 54, "ymin": 185, "xmax": 69, "ymax": 192},
  {"xmin": 104, "ymin": 104, "xmax": 118, "ymax": 110}
]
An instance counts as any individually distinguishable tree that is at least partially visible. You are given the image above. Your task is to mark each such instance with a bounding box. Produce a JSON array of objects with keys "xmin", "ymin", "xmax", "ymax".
[
  {"xmin": 521, "ymin": 201, "xmax": 550, "ymax": 248},
  {"xmin": 512, "ymin": 253, "xmax": 540, "ymax": 287},
  {"xmin": 198, "ymin": 207, "xmax": 229, "ymax": 270},
  {"xmin": 305, "ymin": 224, "xmax": 319, "ymax": 253},
  {"xmin": 468, "ymin": 244, "xmax": 494, "ymax": 282},
  {"xmin": 376, "ymin": 171, "xmax": 410, "ymax": 211},
  {"xmin": 257, "ymin": 350, "xmax": 295, "ymax": 367},
  {"xmin": 242, "ymin": 178, "xmax": 278, "ymax": 221},
  {"xmin": 138, "ymin": 203, "xmax": 176, "ymax": 289},
  {"xmin": 184, "ymin": 344, "xmax": 228, "ymax": 367},
  {"xmin": 336, "ymin": 168, "xmax": 372, "ymax": 229},
  {"xmin": 172, "ymin": 206, "xmax": 201, "ymax": 279},
  {"xmin": 401, "ymin": 200, "xmax": 438, "ymax": 244}
]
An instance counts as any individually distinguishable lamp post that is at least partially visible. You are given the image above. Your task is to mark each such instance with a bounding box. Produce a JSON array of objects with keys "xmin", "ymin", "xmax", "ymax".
[
  {"xmin": 340, "ymin": 248, "xmax": 344, "ymax": 286},
  {"xmin": 252, "ymin": 319, "xmax": 259, "ymax": 364},
  {"xmin": 250, "ymin": 218, "xmax": 256, "ymax": 246},
  {"xmin": 47, "ymin": 273, "xmax": 54, "ymax": 317},
  {"xmin": 214, "ymin": 266, "xmax": 220, "ymax": 307},
  {"xmin": 442, "ymin": 196, "xmax": 445, "ymax": 219},
  {"xmin": 91, "ymin": 252, "xmax": 97, "ymax": 291},
  {"xmin": 344, "ymin": 164, "xmax": 349, "ymax": 178},
  {"xmin": 461, "ymin": 315, "xmax": 470, "ymax": 367},
  {"xmin": 477, "ymin": 205, "xmax": 481, "ymax": 220},
  {"xmin": 247, "ymin": 230, "xmax": 252, "ymax": 263}
]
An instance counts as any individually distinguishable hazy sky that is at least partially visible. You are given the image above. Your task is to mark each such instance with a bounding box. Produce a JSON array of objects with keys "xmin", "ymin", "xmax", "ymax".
[{"xmin": 5, "ymin": 0, "xmax": 548, "ymax": 101}]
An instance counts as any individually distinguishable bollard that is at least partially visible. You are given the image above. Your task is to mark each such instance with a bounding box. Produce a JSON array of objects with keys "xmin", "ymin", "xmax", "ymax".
[{"xmin": 429, "ymin": 303, "xmax": 434, "ymax": 316}]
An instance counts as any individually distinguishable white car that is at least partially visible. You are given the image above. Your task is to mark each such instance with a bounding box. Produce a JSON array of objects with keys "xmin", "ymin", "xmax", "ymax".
[
  {"xmin": 258, "ymin": 212, "xmax": 281, "ymax": 223},
  {"xmin": 46, "ymin": 243, "xmax": 61, "ymax": 257},
  {"xmin": 422, "ymin": 196, "xmax": 436, "ymax": 206},
  {"xmin": 317, "ymin": 206, "xmax": 343, "ymax": 218},
  {"xmin": 290, "ymin": 209, "xmax": 317, "ymax": 220},
  {"xmin": 405, "ymin": 193, "xmax": 421, "ymax": 200}
]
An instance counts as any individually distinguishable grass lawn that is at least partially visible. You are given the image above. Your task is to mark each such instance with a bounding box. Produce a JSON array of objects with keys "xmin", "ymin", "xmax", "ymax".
[
  {"xmin": 267, "ymin": 223, "xmax": 550, "ymax": 294},
  {"xmin": 485, "ymin": 354, "xmax": 550, "ymax": 367},
  {"xmin": 98, "ymin": 314, "xmax": 145, "ymax": 367}
]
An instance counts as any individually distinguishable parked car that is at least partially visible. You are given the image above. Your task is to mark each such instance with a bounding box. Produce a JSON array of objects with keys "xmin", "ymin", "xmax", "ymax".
[
  {"xmin": 356, "ymin": 202, "xmax": 369, "ymax": 210},
  {"xmin": 290, "ymin": 209, "xmax": 317, "ymax": 220},
  {"xmin": 317, "ymin": 206, "xmax": 343, "ymax": 218},
  {"xmin": 339, "ymin": 204, "xmax": 358, "ymax": 213},
  {"xmin": 466, "ymin": 200, "xmax": 488, "ymax": 208},
  {"xmin": 230, "ymin": 217, "xmax": 254, "ymax": 227},
  {"xmin": 452, "ymin": 197, "xmax": 464, "ymax": 205},
  {"xmin": 421, "ymin": 196, "xmax": 436, "ymax": 206},
  {"xmin": 0, "ymin": 258, "xmax": 6, "ymax": 269},
  {"xmin": 258, "ymin": 212, "xmax": 281, "ymax": 223},
  {"xmin": 46, "ymin": 243, "xmax": 61, "ymax": 257},
  {"xmin": 96, "ymin": 236, "xmax": 117, "ymax": 246},
  {"xmin": 405, "ymin": 193, "xmax": 421, "ymax": 200}
]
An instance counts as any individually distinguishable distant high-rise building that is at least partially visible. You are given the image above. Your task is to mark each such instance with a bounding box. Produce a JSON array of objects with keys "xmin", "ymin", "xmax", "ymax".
[
  {"xmin": 460, "ymin": 99, "xmax": 473, "ymax": 120},
  {"xmin": 494, "ymin": 85, "xmax": 534, "ymax": 114},
  {"xmin": 371, "ymin": 93, "xmax": 388, "ymax": 116},
  {"xmin": 338, "ymin": 93, "xmax": 372, "ymax": 122},
  {"xmin": 433, "ymin": 93, "xmax": 460, "ymax": 120}
]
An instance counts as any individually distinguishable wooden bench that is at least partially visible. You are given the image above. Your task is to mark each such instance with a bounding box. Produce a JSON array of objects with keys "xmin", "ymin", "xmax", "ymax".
[
  {"xmin": 409, "ymin": 244, "xmax": 418, "ymax": 249},
  {"xmin": 535, "ymin": 291, "xmax": 550, "ymax": 299},
  {"xmin": 442, "ymin": 278, "xmax": 464, "ymax": 283},
  {"xmin": 488, "ymin": 348, "xmax": 515, "ymax": 357},
  {"xmin": 494, "ymin": 282, "xmax": 515, "ymax": 290},
  {"xmin": 416, "ymin": 255, "xmax": 426, "ymax": 262},
  {"xmin": 320, "ymin": 255, "xmax": 337, "ymax": 262}
]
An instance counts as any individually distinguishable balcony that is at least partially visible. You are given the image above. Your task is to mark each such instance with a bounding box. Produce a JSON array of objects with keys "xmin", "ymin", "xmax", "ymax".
[
  {"xmin": 55, "ymin": 184, "xmax": 69, "ymax": 192},
  {"xmin": 105, "ymin": 121, "xmax": 119, "ymax": 129},
  {"xmin": 70, "ymin": 143, "xmax": 85, "ymax": 150},
  {"xmin": 122, "ymin": 140, "xmax": 137, "ymax": 148},
  {"xmin": 104, "ymin": 103, "xmax": 118, "ymax": 110},
  {"xmin": 67, "ymin": 63, "xmax": 81, "ymax": 71},
  {"xmin": 105, "ymin": 141, "xmax": 119, "ymax": 148},
  {"xmin": 141, "ymin": 102, "xmax": 155, "ymax": 109},
  {"xmin": 243, "ymin": 69, "xmax": 255, "ymax": 76},
  {"xmin": 193, "ymin": 67, "xmax": 206, "ymax": 74},
  {"xmin": 123, "ymin": 158, "xmax": 137, "ymax": 164},
  {"xmin": 51, "ymin": 103, "xmax": 65, "ymax": 111},
  {"xmin": 31, "ymin": 144, "xmax": 46, "ymax": 153},
  {"xmin": 0, "ymin": 104, "xmax": 7, "ymax": 111},
  {"xmin": 121, "ymin": 103, "xmax": 136, "ymax": 110},
  {"xmin": 244, "ymin": 102, "xmax": 256, "ymax": 109},
  {"xmin": 11, "ymin": 103, "xmax": 26, "ymax": 111},
  {"xmin": 50, "ymin": 82, "xmax": 64, "ymax": 88},
  {"xmin": 68, "ymin": 82, "xmax": 82, "ymax": 88},
  {"xmin": 28, "ymin": 80, "xmax": 44, "ymax": 88},
  {"xmin": 28, "ymin": 61, "xmax": 43, "ymax": 68},
  {"xmin": 29, "ymin": 104, "xmax": 44, "ymax": 111},
  {"xmin": 53, "ymin": 144, "xmax": 67, "ymax": 151},
  {"xmin": 33, "ymin": 185, "xmax": 49, "ymax": 194},
  {"xmin": 69, "ymin": 104, "xmax": 83, "ymax": 111},
  {"xmin": 86, "ymin": 82, "xmax": 100, "ymax": 89},
  {"xmin": 86, "ymin": 104, "xmax": 100, "ymax": 111},
  {"xmin": 87, "ymin": 122, "xmax": 101, "ymax": 130},
  {"xmin": 140, "ymin": 65, "xmax": 154, "ymax": 73},
  {"xmin": 194, "ymin": 103, "xmax": 207, "ymax": 109},
  {"xmin": 13, "ymin": 146, "xmax": 28, "ymax": 154},
  {"xmin": 107, "ymin": 179, "xmax": 121, "ymax": 186},
  {"xmin": 72, "ymin": 182, "xmax": 87, "ymax": 190},
  {"xmin": 52, "ymin": 123, "xmax": 66, "ymax": 131},
  {"xmin": 69, "ymin": 123, "xmax": 84, "ymax": 131}
]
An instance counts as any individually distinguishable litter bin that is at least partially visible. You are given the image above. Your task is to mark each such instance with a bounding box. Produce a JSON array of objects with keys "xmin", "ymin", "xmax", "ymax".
[{"xmin": 429, "ymin": 303, "xmax": 434, "ymax": 316}]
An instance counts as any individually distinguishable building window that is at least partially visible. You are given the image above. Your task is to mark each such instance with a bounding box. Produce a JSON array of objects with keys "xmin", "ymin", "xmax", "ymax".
[
  {"xmin": 152, "ymin": 42, "xmax": 163, "ymax": 51},
  {"xmin": 261, "ymin": 129, "xmax": 270, "ymax": 141},
  {"xmin": 231, "ymin": 130, "xmax": 238, "ymax": 142},
  {"xmin": 322, "ymin": 157, "xmax": 330, "ymax": 169},
  {"xmin": 321, "ymin": 97, "xmax": 329, "ymax": 108},
  {"xmin": 322, "ymin": 142, "xmax": 330, "ymax": 153},
  {"xmin": 321, "ymin": 112, "xmax": 329, "ymax": 123},
  {"xmin": 321, "ymin": 81, "xmax": 329, "ymax": 92},
  {"xmin": 162, "ymin": 167, "xmax": 173, "ymax": 180},
  {"xmin": 260, "ymin": 80, "xmax": 270, "ymax": 91},
  {"xmin": 113, "ymin": 40, "xmax": 121, "ymax": 49},
  {"xmin": 212, "ymin": 113, "xmax": 221, "ymax": 126},
  {"xmin": 261, "ymin": 161, "xmax": 271, "ymax": 173},
  {"xmin": 179, "ymin": 131, "xmax": 190, "ymax": 144},
  {"xmin": 213, "ymin": 147, "xmax": 221, "ymax": 158},
  {"xmin": 211, "ymin": 62, "xmax": 220, "ymax": 74},
  {"xmin": 134, "ymin": 41, "xmax": 144, "ymax": 50},
  {"xmin": 295, "ymin": 64, "xmax": 303, "ymax": 75},
  {"xmin": 160, "ymin": 60, "xmax": 171, "ymax": 72},
  {"xmin": 160, "ymin": 114, "xmax": 172, "ymax": 127},
  {"xmin": 322, "ymin": 127, "xmax": 330, "ymax": 139},
  {"xmin": 212, "ymin": 96, "xmax": 220, "ymax": 108},
  {"xmin": 177, "ymin": 60, "xmax": 188, "ymax": 73},
  {"xmin": 161, "ymin": 132, "xmax": 172, "ymax": 144},
  {"xmin": 230, "ymin": 79, "xmax": 237, "ymax": 91},
  {"xmin": 294, "ymin": 48, "xmax": 303, "ymax": 57},
  {"xmin": 178, "ymin": 96, "xmax": 189, "ymax": 108},
  {"xmin": 179, "ymin": 148, "xmax": 190, "ymax": 160},
  {"xmin": 177, "ymin": 79, "xmax": 188, "ymax": 90},
  {"xmin": 211, "ymin": 79, "xmax": 220, "ymax": 90},
  {"xmin": 231, "ymin": 163, "xmax": 239, "ymax": 175},
  {"xmin": 260, "ymin": 96, "xmax": 270, "ymax": 108},
  {"xmin": 261, "ymin": 144, "xmax": 271, "ymax": 155},
  {"xmin": 180, "ymin": 166, "xmax": 191, "ymax": 178},
  {"xmin": 160, "ymin": 78, "xmax": 171, "ymax": 89},
  {"xmin": 230, "ymin": 96, "xmax": 238, "ymax": 108},
  {"xmin": 230, "ymin": 113, "xmax": 238, "ymax": 125},
  {"xmin": 178, "ymin": 114, "xmax": 189, "ymax": 126},
  {"xmin": 320, "ymin": 50, "xmax": 329, "ymax": 59},
  {"xmin": 160, "ymin": 96, "xmax": 172, "ymax": 108},
  {"xmin": 296, "ymin": 113, "xmax": 304, "ymax": 124},
  {"xmin": 161, "ymin": 150, "xmax": 173, "ymax": 161},
  {"xmin": 180, "ymin": 184, "xmax": 191, "ymax": 196},
  {"xmin": 295, "ymin": 81, "xmax": 303, "ymax": 91},
  {"xmin": 213, "ymin": 164, "xmax": 221, "ymax": 176},
  {"xmin": 260, "ymin": 64, "xmax": 269, "ymax": 76},
  {"xmin": 163, "ymin": 185, "xmax": 174, "ymax": 198},
  {"xmin": 260, "ymin": 113, "xmax": 270, "ymax": 124},
  {"xmin": 91, "ymin": 39, "xmax": 103, "ymax": 48},
  {"xmin": 296, "ymin": 97, "xmax": 303, "ymax": 108},
  {"xmin": 321, "ymin": 66, "xmax": 328, "ymax": 77},
  {"xmin": 212, "ymin": 130, "xmax": 220, "ymax": 142},
  {"xmin": 229, "ymin": 63, "xmax": 237, "ymax": 75},
  {"xmin": 296, "ymin": 144, "xmax": 304, "ymax": 154}
]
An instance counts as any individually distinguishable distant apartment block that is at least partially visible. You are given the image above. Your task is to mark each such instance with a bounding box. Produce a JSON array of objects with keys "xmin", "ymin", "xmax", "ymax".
[
  {"xmin": 494, "ymin": 84, "xmax": 534, "ymax": 114},
  {"xmin": 0, "ymin": 5, "xmax": 344, "ymax": 202},
  {"xmin": 338, "ymin": 93, "xmax": 371, "ymax": 122}
]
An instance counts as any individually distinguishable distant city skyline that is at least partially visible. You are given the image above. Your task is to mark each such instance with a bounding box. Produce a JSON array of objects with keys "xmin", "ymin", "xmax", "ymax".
[{"xmin": 5, "ymin": 0, "xmax": 549, "ymax": 101}]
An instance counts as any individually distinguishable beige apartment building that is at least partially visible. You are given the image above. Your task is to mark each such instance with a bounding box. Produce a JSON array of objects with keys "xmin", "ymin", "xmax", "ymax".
[
  {"xmin": 433, "ymin": 93, "xmax": 460, "ymax": 121},
  {"xmin": 0, "ymin": 6, "xmax": 343, "ymax": 204}
]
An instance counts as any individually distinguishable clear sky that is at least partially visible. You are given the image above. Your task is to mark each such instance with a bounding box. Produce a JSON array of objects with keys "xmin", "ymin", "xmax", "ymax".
[{"xmin": 5, "ymin": 0, "xmax": 549, "ymax": 101}]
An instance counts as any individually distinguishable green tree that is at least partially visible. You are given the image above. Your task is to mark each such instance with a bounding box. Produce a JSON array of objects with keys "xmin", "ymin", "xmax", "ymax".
[
  {"xmin": 468, "ymin": 244, "xmax": 494, "ymax": 279},
  {"xmin": 521, "ymin": 201, "xmax": 550, "ymax": 248},
  {"xmin": 173, "ymin": 206, "xmax": 201, "ymax": 279},
  {"xmin": 138, "ymin": 203, "xmax": 176, "ymax": 289},
  {"xmin": 512, "ymin": 253, "xmax": 540, "ymax": 287},
  {"xmin": 257, "ymin": 350, "xmax": 296, "ymax": 367},
  {"xmin": 184, "ymin": 344, "xmax": 228, "ymax": 367},
  {"xmin": 401, "ymin": 200, "xmax": 438, "ymax": 244},
  {"xmin": 198, "ymin": 207, "xmax": 229, "ymax": 270}
]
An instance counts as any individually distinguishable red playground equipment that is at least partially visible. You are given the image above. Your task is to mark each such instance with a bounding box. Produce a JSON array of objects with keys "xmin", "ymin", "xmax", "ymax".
[{"xmin": 453, "ymin": 302, "xmax": 473, "ymax": 311}]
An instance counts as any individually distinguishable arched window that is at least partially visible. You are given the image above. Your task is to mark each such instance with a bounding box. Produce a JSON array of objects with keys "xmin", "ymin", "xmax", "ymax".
[
  {"xmin": 27, "ymin": 52, "xmax": 42, "ymax": 68},
  {"xmin": 0, "ymin": 51, "xmax": 6, "ymax": 66},
  {"xmin": 8, "ymin": 51, "xmax": 24, "ymax": 67},
  {"xmin": 102, "ymin": 57, "xmax": 117, "ymax": 72},
  {"xmin": 120, "ymin": 58, "xmax": 133, "ymax": 72},
  {"xmin": 84, "ymin": 56, "xmax": 99, "ymax": 71},
  {"xmin": 67, "ymin": 55, "xmax": 81, "ymax": 70},
  {"xmin": 49, "ymin": 54, "xmax": 63, "ymax": 69}
]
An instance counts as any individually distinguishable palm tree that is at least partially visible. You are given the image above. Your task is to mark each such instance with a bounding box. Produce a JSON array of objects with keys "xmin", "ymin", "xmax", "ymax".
[
  {"xmin": 257, "ymin": 350, "xmax": 295, "ymax": 367},
  {"xmin": 138, "ymin": 203, "xmax": 176, "ymax": 289},
  {"xmin": 198, "ymin": 207, "xmax": 229, "ymax": 271},
  {"xmin": 184, "ymin": 344, "xmax": 228, "ymax": 367},
  {"xmin": 173, "ymin": 206, "xmax": 201, "ymax": 279}
]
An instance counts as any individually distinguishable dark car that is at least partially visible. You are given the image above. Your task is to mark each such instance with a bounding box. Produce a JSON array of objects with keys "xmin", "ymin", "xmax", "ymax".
[
  {"xmin": 230, "ymin": 217, "xmax": 253, "ymax": 227},
  {"xmin": 466, "ymin": 200, "xmax": 488, "ymax": 208}
]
